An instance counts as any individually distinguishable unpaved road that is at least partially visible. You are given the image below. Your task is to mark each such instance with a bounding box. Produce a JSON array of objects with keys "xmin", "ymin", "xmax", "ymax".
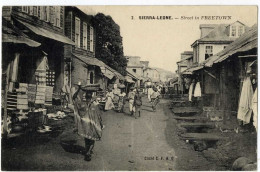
[{"xmin": 2, "ymin": 98, "xmax": 176, "ymax": 171}]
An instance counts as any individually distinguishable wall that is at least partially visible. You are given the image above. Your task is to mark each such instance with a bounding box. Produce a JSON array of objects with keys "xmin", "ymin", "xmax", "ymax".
[
  {"xmin": 64, "ymin": 7, "xmax": 96, "ymax": 58},
  {"xmin": 144, "ymin": 68, "xmax": 160, "ymax": 82},
  {"xmin": 71, "ymin": 58, "xmax": 88, "ymax": 86},
  {"xmin": 127, "ymin": 56, "xmax": 141, "ymax": 66},
  {"xmin": 11, "ymin": 6, "xmax": 65, "ymax": 35},
  {"xmin": 127, "ymin": 67, "xmax": 143, "ymax": 77},
  {"xmin": 198, "ymin": 43, "xmax": 229, "ymax": 63}
]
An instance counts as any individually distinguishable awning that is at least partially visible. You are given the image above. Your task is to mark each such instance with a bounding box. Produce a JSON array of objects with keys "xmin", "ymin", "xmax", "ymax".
[
  {"xmin": 100, "ymin": 66, "xmax": 114, "ymax": 79},
  {"xmin": 16, "ymin": 19, "xmax": 75, "ymax": 45},
  {"xmin": 3, "ymin": 33, "xmax": 41, "ymax": 47},
  {"xmin": 126, "ymin": 69, "xmax": 140, "ymax": 80},
  {"xmin": 125, "ymin": 76, "xmax": 135, "ymax": 83},
  {"xmin": 72, "ymin": 53, "xmax": 117, "ymax": 79},
  {"xmin": 2, "ymin": 20, "xmax": 41, "ymax": 47},
  {"xmin": 181, "ymin": 65, "xmax": 203, "ymax": 75}
]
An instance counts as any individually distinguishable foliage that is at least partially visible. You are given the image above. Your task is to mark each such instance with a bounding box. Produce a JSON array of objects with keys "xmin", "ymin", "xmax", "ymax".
[{"xmin": 92, "ymin": 13, "xmax": 127, "ymax": 76}]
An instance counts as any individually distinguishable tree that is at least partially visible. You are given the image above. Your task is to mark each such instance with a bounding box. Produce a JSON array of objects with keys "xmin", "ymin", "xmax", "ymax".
[{"xmin": 92, "ymin": 13, "xmax": 127, "ymax": 75}]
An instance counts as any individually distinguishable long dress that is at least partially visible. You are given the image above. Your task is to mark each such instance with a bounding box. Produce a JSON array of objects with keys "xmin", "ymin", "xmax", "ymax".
[
  {"xmin": 105, "ymin": 92, "xmax": 114, "ymax": 110},
  {"xmin": 194, "ymin": 82, "xmax": 202, "ymax": 97},
  {"xmin": 252, "ymin": 88, "xmax": 257, "ymax": 131},
  {"xmin": 73, "ymin": 90, "xmax": 102, "ymax": 141},
  {"xmin": 188, "ymin": 83, "xmax": 194, "ymax": 101},
  {"xmin": 237, "ymin": 77, "xmax": 253, "ymax": 124},
  {"xmin": 117, "ymin": 92, "xmax": 126, "ymax": 112}
]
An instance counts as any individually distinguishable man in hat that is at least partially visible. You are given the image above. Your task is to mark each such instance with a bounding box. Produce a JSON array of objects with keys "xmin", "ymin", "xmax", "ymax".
[{"xmin": 128, "ymin": 87, "xmax": 136, "ymax": 116}]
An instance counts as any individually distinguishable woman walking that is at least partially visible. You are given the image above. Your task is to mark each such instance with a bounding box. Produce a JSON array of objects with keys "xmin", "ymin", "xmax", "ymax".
[
  {"xmin": 105, "ymin": 89, "xmax": 114, "ymax": 111},
  {"xmin": 128, "ymin": 87, "xmax": 136, "ymax": 116},
  {"xmin": 72, "ymin": 84, "xmax": 102, "ymax": 161},
  {"xmin": 117, "ymin": 89, "xmax": 126, "ymax": 112},
  {"xmin": 151, "ymin": 87, "xmax": 160, "ymax": 111},
  {"xmin": 134, "ymin": 89, "xmax": 142, "ymax": 118}
]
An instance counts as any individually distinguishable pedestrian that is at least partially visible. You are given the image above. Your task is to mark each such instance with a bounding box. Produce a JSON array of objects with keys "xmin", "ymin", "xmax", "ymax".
[
  {"xmin": 134, "ymin": 89, "xmax": 142, "ymax": 118},
  {"xmin": 105, "ymin": 88, "xmax": 114, "ymax": 111},
  {"xmin": 147, "ymin": 86, "xmax": 154, "ymax": 102},
  {"xmin": 151, "ymin": 87, "xmax": 160, "ymax": 111},
  {"xmin": 117, "ymin": 89, "xmax": 126, "ymax": 113},
  {"xmin": 72, "ymin": 84, "xmax": 102, "ymax": 161},
  {"xmin": 128, "ymin": 87, "xmax": 136, "ymax": 116}
]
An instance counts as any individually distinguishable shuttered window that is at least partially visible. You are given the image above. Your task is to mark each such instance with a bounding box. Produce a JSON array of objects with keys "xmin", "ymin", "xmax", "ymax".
[
  {"xmin": 75, "ymin": 17, "xmax": 81, "ymax": 48},
  {"xmin": 22, "ymin": 6, "xmax": 29, "ymax": 13},
  {"xmin": 83, "ymin": 22, "xmax": 88, "ymax": 50},
  {"xmin": 55, "ymin": 6, "xmax": 61, "ymax": 27},
  {"xmin": 29, "ymin": 6, "xmax": 33, "ymax": 15},
  {"xmin": 33, "ymin": 6, "xmax": 38, "ymax": 16},
  {"xmin": 90, "ymin": 26, "xmax": 94, "ymax": 52},
  {"xmin": 238, "ymin": 26, "xmax": 244, "ymax": 37},
  {"xmin": 49, "ymin": 6, "xmax": 55, "ymax": 24}
]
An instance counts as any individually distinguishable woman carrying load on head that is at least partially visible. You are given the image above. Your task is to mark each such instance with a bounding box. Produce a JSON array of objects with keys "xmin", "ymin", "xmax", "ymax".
[{"xmin": 72, "ymin": 83, "xmax": 102, "ymax": 161}]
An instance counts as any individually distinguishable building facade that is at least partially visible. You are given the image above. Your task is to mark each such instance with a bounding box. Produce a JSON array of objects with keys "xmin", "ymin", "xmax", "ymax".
[
  {"xmin": 126, "ymin": 56, "xmax": 144, "ymax": 77},
  {"xmin": 191, "ymin": 21, "xmax": 247, "ymax": 64},
  {"xmin": 3, "ymin": 6, "xmax": 75, "ymax": 93}
]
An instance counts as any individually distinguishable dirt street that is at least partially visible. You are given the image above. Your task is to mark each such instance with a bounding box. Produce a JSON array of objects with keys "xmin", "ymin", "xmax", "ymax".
[{"xmin": 2, "ymin": 97, "xmax": 217, "ymax": 171}]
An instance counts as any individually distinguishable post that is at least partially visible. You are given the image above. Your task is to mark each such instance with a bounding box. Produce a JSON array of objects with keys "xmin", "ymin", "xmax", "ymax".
[{"xmin": 3, "ymin": 63, "xmax": 10, "ymax": 138}]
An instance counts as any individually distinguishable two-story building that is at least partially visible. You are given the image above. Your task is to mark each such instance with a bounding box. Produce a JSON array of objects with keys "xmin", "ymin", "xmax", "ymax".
[
  {"xmin": 191, "ymin": 21, "xmax": 248, "ymax": 64},
  {"xmin": 126, "ymin": 56, "xmax": 144, "ymax": 77},
  {"xmin": 3, "ymin": 6, "xmax": 75, "ymax": 93},
  {"xmin": 176, "ymin": 51, "xmax": 193, "ymax": 94},
  {"xmin": 184, "ymin": 21, "xmax": 249, "ymax": 107},
  {"xmin": 64, "ymin": 7, "xmax": 124, "ymax": 91}
]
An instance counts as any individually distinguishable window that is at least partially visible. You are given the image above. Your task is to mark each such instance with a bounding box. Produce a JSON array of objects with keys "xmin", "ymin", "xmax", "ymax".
[
  {"xmin": 33, "ymin": 6, "xmax": 38, "ymax": 16},
  {"xmin": 83, "ymin": 23, "xmax": 88, "ymax": 50},
  {"xmin": 238, "ymin": 26, "xmax": 244, "ymax": 36},
  {"xmin": 49, "ymin": 6, "xmax": 55, "ymax": 24},
  {"xmin": 205, "ymin": 46, "xmax": 213, "ymax": 59},
  {"xmin": 133, "ymin": 69, "xmax": 136, "ymax": 73},
  {"xmin": 46, "ymin": 70, "xmax": 55, "ymax": 86},
  {"xmin": 231, "ymin": 26, "xmax": 236, "ymax": 37},
  {"xmin": 22, "ymin": 6, "xmax": 29, "ymax": 13},
  {"xmin": 55, "ymin": 6, "xmax": 61, "ymax": 27},
  {"xmin": 29, "ymin": 6, "xmax": 33, "ymax": 15},
  {"xmin": 90, "ymin": 26, "xmax": 94, "ymax": 52},
  {"xmin": 75, "ymin": 17, "xmax": 81, "ymax": 48},
  {"xmin": 90, "ymin": 72, "xmax": 94, "ymax": 84},
  {"xmin": 41, "ymin": 6, "xmax": 50, "ymax": 22}
]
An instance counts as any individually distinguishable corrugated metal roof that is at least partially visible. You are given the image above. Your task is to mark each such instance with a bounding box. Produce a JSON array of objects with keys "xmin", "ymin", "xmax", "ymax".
[
  {"xmin": 205, "ymin": 24, "xmax": 257, "ymax": 67},
  {"xmin": 16, "ymin": 19, "xmax": 75, "ymax": 45}
]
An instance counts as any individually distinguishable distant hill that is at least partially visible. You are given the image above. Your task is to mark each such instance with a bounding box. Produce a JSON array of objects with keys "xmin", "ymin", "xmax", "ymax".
[{"xmin": 152, "ymin": 67, "xmax": 177, "ymax": 82}]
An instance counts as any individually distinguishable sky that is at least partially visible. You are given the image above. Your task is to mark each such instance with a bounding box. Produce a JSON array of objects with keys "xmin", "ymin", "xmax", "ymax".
[{"xmin": 78, "ymin": 6, "xmax": 257, "ymax": 72}]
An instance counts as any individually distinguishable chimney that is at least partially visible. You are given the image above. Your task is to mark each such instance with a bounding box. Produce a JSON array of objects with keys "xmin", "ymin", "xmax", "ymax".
[{"xmin": 200, "ymin": 24, "xmax": 217, "ymax": 38}]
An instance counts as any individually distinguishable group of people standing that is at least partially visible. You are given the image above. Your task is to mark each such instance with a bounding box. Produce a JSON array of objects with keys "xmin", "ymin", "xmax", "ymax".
[
  {"xmin": 104, "ymin": 85, "xmax": 143, "ymax": 119},
  {"xmin": 104, "ymin": 85, "xmax": 126, "ymax": 113}
]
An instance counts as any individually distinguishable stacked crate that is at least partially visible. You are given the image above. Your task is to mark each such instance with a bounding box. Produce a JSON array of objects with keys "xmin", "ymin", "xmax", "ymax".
[{"xmin": 16, "ymin": 83, "xmax": 29, "ymax": 110}]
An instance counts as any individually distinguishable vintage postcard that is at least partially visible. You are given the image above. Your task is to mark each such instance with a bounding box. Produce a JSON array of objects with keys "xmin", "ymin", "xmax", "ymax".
[{"xmin": 1, "ymin": 5, "xmax": 258, "ymax": 171}]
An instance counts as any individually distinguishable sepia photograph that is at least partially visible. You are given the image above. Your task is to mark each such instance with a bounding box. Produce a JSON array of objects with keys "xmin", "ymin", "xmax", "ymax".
[{"xmin": 1, "ymin": 5, "xmax": 258, "ymax": 171}]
